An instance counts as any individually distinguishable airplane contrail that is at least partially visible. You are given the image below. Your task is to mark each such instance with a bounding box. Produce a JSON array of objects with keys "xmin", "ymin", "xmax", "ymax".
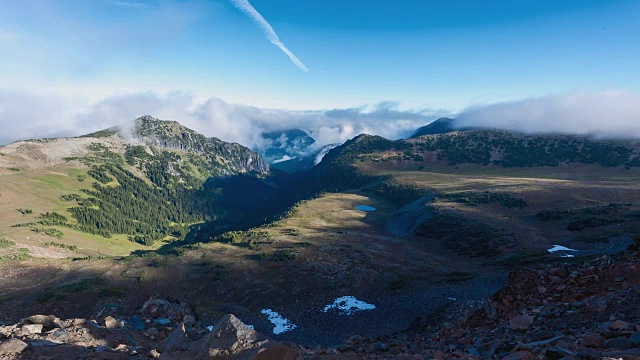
[{"xmin": 230, "ymin": 0, "xmax": 309, "ymax": 73}]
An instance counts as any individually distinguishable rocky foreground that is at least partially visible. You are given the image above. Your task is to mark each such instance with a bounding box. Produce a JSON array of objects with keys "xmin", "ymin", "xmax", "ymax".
[{"xmin": 1, "ymin": 243, "xmax": 639, "ymax": 359}]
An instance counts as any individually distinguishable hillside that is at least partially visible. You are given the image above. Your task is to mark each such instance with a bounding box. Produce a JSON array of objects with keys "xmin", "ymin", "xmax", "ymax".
[
  {"xmin": 410, "ymin": 117, "xmax": 475, "ymax": 137},
  {"xmin": 0, "ymin": 116, "xmax": 271, "ymax": 258},
  {"xmin": 2, "ymin": 123, "xmax": 640, "ymax": 355}
]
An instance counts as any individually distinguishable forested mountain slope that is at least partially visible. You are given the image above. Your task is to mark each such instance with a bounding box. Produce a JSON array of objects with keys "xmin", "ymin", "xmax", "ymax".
[{"xmin": 0, "ymin": 116, "xmax": 271, "ymax": 253}]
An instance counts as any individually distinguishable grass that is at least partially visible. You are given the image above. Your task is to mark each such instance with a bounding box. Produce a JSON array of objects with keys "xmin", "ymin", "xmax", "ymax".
[
  {"xmin": 0, "ymin": 248, "xmax": 31, "ymax": 263},
  {"xmin": 0, "ymin": 238, "xmax": 15, "ymax": 248},
  {"xmin": 35, "ymin": 277, "xmax": 112, "ymax": 303},
  {"xmin": 45, "ymin": 241, "xmax": 78, "ymax": 251}
]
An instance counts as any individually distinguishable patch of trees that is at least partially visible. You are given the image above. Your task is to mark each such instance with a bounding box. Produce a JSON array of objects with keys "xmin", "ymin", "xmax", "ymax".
[
  {"xmin": 412, "ymin": 130, "xmax": 640, "ymax": 168},
  {"xmin": 438, "ymin": 191, "xmax": 528, "ymax": 208},
  {"xmin": 414, "ymin": 210, "xmax": 514, "ymax": 258},
  {"xmin": 66, "ymin": 164, "xmax": 222, "ymax": 241},
  {"xmin": 364, "ymin": 177, "xmax": 429, "ymax": 205}
]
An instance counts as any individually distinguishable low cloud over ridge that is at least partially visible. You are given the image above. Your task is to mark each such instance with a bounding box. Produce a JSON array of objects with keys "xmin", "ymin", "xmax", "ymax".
[
  {"xmin": 1, "ymin": 90, "xmax": 639, "ymax": 155},
  {"xmin": 0, "ymin": 91, "xmax": 437, "ymax": 152},
  {"xmin": 456, "ymin": 92, "xmax": 640, "ymax": 139}
]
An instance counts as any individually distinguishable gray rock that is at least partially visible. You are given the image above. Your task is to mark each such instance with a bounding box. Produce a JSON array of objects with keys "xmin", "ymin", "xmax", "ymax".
[
  {"xmin": 21, "ymin": 323, "xmax": 43, "ymax": 335},
  {"xmin": 605, "ymin": 337, "xmax": 634, "ymax": 350},
  {"xmin": 155, "ymin": 318, "xmax": 171, "ymax": 326},
  {"xmin": 157, "ymin": 323, "xmax": 191, "ymax": 354},
  {"xmin": 0, "ymin": 339, "xmax": 28, "ymax": 354},
  {"xmin": 49, "ymin": 330, "xmax": 70, "ymax": 342},
  {"xmin": 510, "ymin": 315, "xmax": 534, "ymax": 330},
  {"xmin": 29, "ymin": 340, "xmax": 62, "ymax": 347},
  {"xmin": 24, "ymin": 315, "xmax": 54, "ymax": 327},
  {"xmin": 189, "ymin": 314, "xmax": 272, "ymax": 360},
  {"xmin": 104, "ymin": 316, "xmax": 119, "ymax": 329}
]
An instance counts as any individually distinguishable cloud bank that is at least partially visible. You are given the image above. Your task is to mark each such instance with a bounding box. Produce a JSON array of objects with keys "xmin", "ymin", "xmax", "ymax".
[
  {"xmin": 2, "ymin": 90, "xmax": 640, "ymax": 157},
  {"xmin": 0, "ymin": 91, "xmax": 436, "ymax": 152},
  {"xmin": 230, "ymin": 0, "xmax": 309, "ymax": 72},
  {"xmin": 457, "ymin": 92, "xmax": 640, "ymax": 139}
]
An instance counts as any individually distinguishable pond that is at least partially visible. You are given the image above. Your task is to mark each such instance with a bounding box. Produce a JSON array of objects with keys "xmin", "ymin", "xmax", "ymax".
[{"xmin": 354, "ymin": 205, "xmax": 377, "ymax": 212}]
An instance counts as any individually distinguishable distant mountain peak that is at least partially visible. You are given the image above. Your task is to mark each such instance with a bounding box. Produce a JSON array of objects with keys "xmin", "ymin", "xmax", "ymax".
[
  {"xmin": 410, "ymin": 117, "xmax": 476, "ymax": 138},
  {"xmin": 259, "ymin": 128, "xmax": 316, "ymax": 171}
]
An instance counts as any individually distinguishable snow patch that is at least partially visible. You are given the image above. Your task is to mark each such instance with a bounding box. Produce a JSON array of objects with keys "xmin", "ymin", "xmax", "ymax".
[
  {"xmin": 272, "ymin": 155, "xmax": 294, "ymax": 164},
  {"xmin": 548, "ymin": 245, "xmax": 577, "ymax": 253},
  {"xmin": 323, "ymin": 296, "xmax": 376, "ymax": 315},
  {"xmin": 261, "ymin": 309, "xmax": 297, "ymax": 334}
]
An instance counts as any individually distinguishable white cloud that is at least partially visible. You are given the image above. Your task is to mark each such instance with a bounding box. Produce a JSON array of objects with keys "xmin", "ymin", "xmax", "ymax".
[
  {"xmin": 456, "ymin": 91, "xmax": 640, "ymax": 139},
  {"xmin": 0, "ymin": 91, "xmax": 435, "ymax": 151},
  {"xmin": 230, "ymin": 0, "xmax": 309, "ymax": 72},
  {"xmin": 3, "ymin": 90, "xmax": 639, "ymax": 154}
]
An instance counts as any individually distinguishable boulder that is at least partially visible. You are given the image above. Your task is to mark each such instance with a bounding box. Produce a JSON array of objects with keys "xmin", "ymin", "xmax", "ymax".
[
  {"xmin": 581, "ymin": 334, "xmax": 604, "ymax": 348},
  {"xmin": 157, "ymin": 323, "xmax": 192, "ymax": 354},
  {"xmin": 605, "ymin": 337, "xmax": 634, "ymax": 350},
  {"xmin": 254, "ymin": 344, "xmax": 302, "ymax": 360},
  {"xmin": 104, "ymin": 316, "xmax": 119, "ymax": 329},
  {"xmin": 609, "ymin": 320, "xmax": 630, "ymax": 331},
  {"xmin": 189, "ymin": 314, "xmax": 272, "ymax": 360},
  {"xmin": 0, "ymin": 339, "xmax": 28, "ymax": 355},
  {"xmin": 21, "ymin": 324, "xmax": 43, "ymax": 335},
  {"xmin": 24, "ymin": 315, "xmax": 55, "ymax": 327},
  {"xmin": 510, "ymin": 315, "xmax": 534, "ymax": 330}
]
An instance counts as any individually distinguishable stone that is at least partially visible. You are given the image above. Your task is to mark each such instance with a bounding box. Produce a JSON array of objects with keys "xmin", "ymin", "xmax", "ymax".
[
  {"xmin": 183, "ymin": 315, "xmax": 195, "ymax": 324},
  {"xmin": 21, "ymin": 323, "xmax": 43, "ymax": 335},
  {"xmin": 157, "ymin": 323, "xmax": 191, "ymax": 354},
  {"xmin": 189, "ymin": 314, "xmax": 272, "ymax": 359},
  {"xmin": 25, "ymin": 315, "xmax": 54, "ymax": 327},
  {"xmin": 155, "ymin": 318, "xmax": 171, "ymax": 326},
  {"xmin": 630, "ymin": 332, "xmax": 640, "ymax": 346},
  {"xmin": 129, "ymin": 315, "xmax": 145, "ymax": 331},
  {"xmin": 254, "ymin": 345, "xmax": 302, "ymax": 360},
  {"xmin": 0, "ymin": 339, "xmax": 28, "ymax": 354},
  {"xmin": 501, "ymin": 351, "xmax": 537, "ymax": 360},
  {"xmin": 609, "ymin": 320, "xmax": 629, "ymax": 331},
  {"xmin": 104, "ymin": 316, "xmax": 119, "ymax": 329},
  {"xmin": 510, "ymin": 315, "xmax": 534, "ymax": 330},
  {"xmin": 29, "ymin": 340, "xmax": 62, "ymax": 347},
  {"xmin": 149, "ymin": 349, "xmax": 161, "ymax": 359},
  {"xmin": 49, "ymin": 329, "xmax": 70, "ymax": 342},
  {"xmin": 544, "ymin": 347, "xmax": 574, "ymax": 360},
  {"xmin": 581, "ymin": 334, "xmax": 603, "ymax": 348},
  {"xmin": 604, "ymin": 337, "xmax": 633, "ymax": 350}
]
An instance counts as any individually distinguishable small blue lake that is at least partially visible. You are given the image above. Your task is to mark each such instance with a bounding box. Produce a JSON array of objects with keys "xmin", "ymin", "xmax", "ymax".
[{"xmin": 354, "ymin": 205, "xmax": 377, "ymax": 212}]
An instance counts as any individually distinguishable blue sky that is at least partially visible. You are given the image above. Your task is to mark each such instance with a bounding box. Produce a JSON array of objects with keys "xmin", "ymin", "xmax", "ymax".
[{"xmin": 1, "ymin": 0, "xmax": 639, "ymax": 111}]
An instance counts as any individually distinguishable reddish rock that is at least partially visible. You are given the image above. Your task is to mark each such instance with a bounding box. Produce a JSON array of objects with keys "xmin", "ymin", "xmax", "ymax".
[{"xmin": 581, "ymin": 334, "xmax": 604, "ymax": 348}]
